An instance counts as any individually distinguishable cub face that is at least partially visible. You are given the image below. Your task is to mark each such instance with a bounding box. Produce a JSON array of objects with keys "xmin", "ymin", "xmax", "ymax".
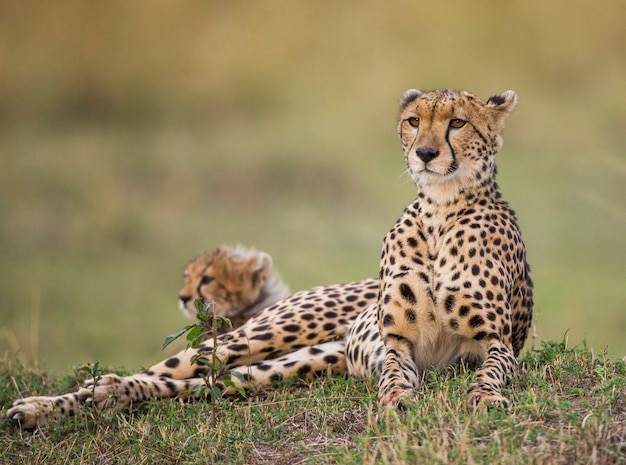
[
  {"xmin": 178, "ymin": 246, "xmax": 272, "ymax": 319},
  {"xmin": 397, "ymin": 89, "xmax": 517, "ymax": 192}
]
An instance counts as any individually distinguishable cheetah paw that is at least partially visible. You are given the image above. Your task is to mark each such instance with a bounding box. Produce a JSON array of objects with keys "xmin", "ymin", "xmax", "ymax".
[
  {"xmin": 6, "ymin": 397, "xmax": 54, "ymax": 429},
  {"xmin": 379, "ymin": 388, "xmax": 412, "ymax": 409},
  {"xmin": 78, "ymin": 374, "xmax": 127, "ymax": 409},
  {"xmin": 467, "ymin": 385, "xmax": 509, "ymax": 409}
]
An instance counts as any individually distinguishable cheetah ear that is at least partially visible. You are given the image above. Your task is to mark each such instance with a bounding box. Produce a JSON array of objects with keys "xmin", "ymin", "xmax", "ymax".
[
  {"xmin": 399, "ymin": 89, "xmax": 422, "ymax": 108},
  {"xmin": 486, "ymin": 90, "xmax": 518, "ymax": 115},
  {"xmin": 231, "ymin": 247, "xmax": 272, "ymax": 274},
  {"xmin": 245, "ymin": 251, "xmax": 272, "ymax": 290},
  {"xmin": 251, "ymin": 251, "xmax": 272, "ymax": 273}
]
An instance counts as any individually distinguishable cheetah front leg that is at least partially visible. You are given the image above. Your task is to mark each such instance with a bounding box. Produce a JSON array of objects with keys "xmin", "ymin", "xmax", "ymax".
[
  {"xmin": 467, "ymin": 340, "xmax": 516, "ymax": 407},
  {"xmin": 376, "ymin": 280, "xmax": 431, "ymax": 407},
  {"xmin": 377, "ymin": 336, "xmax": 421, "ymax": 407}
]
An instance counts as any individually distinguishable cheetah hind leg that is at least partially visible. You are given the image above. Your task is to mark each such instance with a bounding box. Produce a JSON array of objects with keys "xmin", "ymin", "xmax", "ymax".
[
  {"xmin": 5, "ymin": 376, "xmax": 205, "ymax": 430},
  {"xmin": 217, "ymin": 340, "xmax": 349, "ymax": 389},
  {"xmin": 6, "ymin": 341, "xmax": 348, "ymax": 429},
  {"xmin": 80, "ymin": 341, "xmax": 348, "ymax": 405}
]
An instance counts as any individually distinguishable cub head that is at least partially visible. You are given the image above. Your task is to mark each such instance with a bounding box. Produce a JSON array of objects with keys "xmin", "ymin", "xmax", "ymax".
[
  {"xmin": 397, "ymin": 88, "xmax": 517, "ymax": 197},
  {"xmin": 178, "ymin": 246, "xmax": 274, "ymax": 322}
]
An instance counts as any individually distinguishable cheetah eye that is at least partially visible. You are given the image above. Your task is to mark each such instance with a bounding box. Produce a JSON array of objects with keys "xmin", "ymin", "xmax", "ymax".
[
  {"xmin": 449, "ymin": 119, "xmax": 466, "ymax": 129},
  {"xmin": 200, "ymin": 275, "xmax": 214, "ymax": 285},
  {"xmin": 406, "ymin": 116, "xmax": 420, "ymax": 128}
]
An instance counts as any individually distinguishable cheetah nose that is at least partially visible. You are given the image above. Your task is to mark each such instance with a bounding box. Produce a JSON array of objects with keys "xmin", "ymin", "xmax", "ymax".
[
  {"xmin": 416, "ymin": 147, "xmax": 439, "ymax": 163},
  {"xmin": 179, "ymin": 295, "xmax": 191, "ymax": 306}
]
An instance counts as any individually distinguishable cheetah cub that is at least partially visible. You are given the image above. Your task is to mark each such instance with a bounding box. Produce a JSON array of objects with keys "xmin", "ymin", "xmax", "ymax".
[{"xmin": 346, "ymin": 88, "xmax": 533, "ymax": 408}]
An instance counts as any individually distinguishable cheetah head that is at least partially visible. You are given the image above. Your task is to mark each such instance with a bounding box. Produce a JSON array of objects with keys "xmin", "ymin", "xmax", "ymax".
[
  {"xmin": 178, "ymin": 246, "xmax": 289, "ymax": 326},
  {"xmin": 397, "ymin": 89, "xmax": 517, "ymax": 199}
]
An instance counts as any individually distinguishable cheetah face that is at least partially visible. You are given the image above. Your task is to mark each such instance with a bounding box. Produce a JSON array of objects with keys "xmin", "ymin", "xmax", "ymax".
[
  {"xmin": 178, "ymin": 246, "xmax": 272, "ymax": 319},
  {"xmin": 397, "ymin": 89, "xmax": 517, "ymax": 193}
]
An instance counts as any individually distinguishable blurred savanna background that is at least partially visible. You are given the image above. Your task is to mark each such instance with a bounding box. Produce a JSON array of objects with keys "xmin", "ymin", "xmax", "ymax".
[{"xmin": 1, "ymin": 1, "xmax": 624, "ymax": 373}]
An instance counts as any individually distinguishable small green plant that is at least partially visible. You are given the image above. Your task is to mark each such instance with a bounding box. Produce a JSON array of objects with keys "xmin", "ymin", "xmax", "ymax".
[
  {"xmin": 75, "ymin": 361, "xmax": 102, "ymax": 422},
  {"xmin": 163, "ymin": 298, "xmax": 246, "ymax": 422}
]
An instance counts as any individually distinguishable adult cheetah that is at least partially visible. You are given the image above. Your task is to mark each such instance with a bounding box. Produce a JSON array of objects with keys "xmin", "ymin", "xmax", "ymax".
[{"xmin": 346, "ymin": 88, "xmax": 533, "ymax": 407}]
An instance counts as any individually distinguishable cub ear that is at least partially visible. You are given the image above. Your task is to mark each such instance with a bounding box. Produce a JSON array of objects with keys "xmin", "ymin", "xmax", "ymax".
[
  {"xmin": 399, "ymin": 89, "xmax": 422, "ymax": 108},
  {"xmin": 246, "ymin": 251, "xmax": 272, "ymax": 290},
  {"xmin": 486, "ymin": 90, "xmax": 518, "ymax": 115},
  {"xmin": 251, "ymin": 251, "xmax": 272, "ymax": 273}
]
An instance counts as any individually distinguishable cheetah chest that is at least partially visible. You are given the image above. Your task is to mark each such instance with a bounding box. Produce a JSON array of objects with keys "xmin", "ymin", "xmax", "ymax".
[{"xmin": 380, "ymin": 206, "xmax": 499, "ymax": 369}]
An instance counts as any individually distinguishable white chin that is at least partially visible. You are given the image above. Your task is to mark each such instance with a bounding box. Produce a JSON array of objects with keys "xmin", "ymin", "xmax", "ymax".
[{"xmin": 412, "ymin": 169, "xmax": 446, "ymax": 184}]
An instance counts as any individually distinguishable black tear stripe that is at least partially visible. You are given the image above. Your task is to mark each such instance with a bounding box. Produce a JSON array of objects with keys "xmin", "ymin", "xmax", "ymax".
[
  {"xmin": 445, "ymin": 123, "xmax": 457, "ymax": 173},
  {"xmin": 399, "ymin": 124, "xmax": 418, "ymax": 153}
]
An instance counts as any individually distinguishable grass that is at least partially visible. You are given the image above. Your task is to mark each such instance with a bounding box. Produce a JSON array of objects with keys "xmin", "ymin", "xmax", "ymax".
[{"xmin": 1, "ymin": 340, "xmax": 625, "ymax": 464}]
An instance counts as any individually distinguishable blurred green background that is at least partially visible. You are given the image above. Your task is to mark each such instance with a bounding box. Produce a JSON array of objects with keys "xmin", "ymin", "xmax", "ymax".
[{"xmin": 1, "ymin": 1, "xmax": 624, "ymax": 372}]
